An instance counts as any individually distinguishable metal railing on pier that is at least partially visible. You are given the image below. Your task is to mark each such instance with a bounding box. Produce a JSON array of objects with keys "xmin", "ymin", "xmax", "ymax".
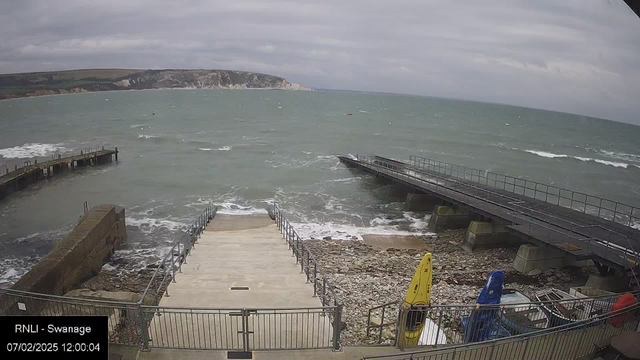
[
  {"xmin": 355, "ymin": 155, "xmax": 640, "ymax": 277},
  {"xmin": 408, "ymin": 155, "xmax": 640, "ymax": 229}
]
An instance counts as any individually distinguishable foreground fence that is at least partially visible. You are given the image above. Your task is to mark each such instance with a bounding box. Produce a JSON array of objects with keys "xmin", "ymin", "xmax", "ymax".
[
  {"xmin": 364, "ymin": 301, "xmax": 640, "ymax": 360},
  {"xmin": 367, "ymin": 290, "xmax": 639, "ymax": 350},
  {"xmin": 0, "ymin": 288, "xmax": 338, "ymax": 351},
  {"xmin": 144, "ymin": 306, "xmax": 336, "ymax": 350}
]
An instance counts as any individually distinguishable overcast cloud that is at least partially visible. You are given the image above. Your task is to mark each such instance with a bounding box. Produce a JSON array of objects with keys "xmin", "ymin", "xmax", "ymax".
[{"xmin": 1, "ymin": 0, "xmax": 639, "ymax": 123}]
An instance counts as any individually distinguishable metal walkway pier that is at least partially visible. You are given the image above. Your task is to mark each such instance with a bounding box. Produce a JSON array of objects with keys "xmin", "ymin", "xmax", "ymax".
[
  {"xmin": 0, "ymin": 147, "xmax": 119, "ymax": 200},
  {"xmin": 338, "ymin": 154, "xmax": 640, "ymax": 277}
]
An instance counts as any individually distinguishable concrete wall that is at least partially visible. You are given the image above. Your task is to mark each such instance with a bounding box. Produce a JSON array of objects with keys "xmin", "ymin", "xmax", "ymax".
[
  {"xmin": 427, "ymin": 205, "xmax": 477, "ymax": 231},
  {"xmin": 462, "ymin": 221, "xmax": 519, "ymax": 252},
  {"xmin": 3, "ymin": 205, "xmax": 126, "ymax": 313},
  {"xmin": 405, "ymin": 193, "xmax": 442, "ymax": 211},
  {"xmin": 513, "ymin": 244, "xmax": 592, "ymax": 274}
]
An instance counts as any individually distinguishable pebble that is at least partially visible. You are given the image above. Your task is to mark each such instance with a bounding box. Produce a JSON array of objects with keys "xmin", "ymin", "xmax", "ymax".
[{"xmin": 306, "ymin": 229, "xmax": 597, "ymax": 346}]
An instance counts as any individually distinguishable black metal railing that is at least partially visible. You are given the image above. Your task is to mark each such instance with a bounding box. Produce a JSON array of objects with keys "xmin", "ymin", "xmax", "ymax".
[
  {"xmin": 141, "ymin": 203, "xmax": 217, "ymax": 304},
  {"xmin": 354, "ymin": 155, "xmax": 640, "ymax": 276},
  {"xmin": 366, "ymin": 290, "xmax": 640, "ymax": 348},
  {"xmin": 408, "ymin": 155, "xmax": 640, "ymax": 229},
  {"xmin": 363, "ymin": 301, "xmax": 640, "ymax": 360},
  {"xmin": 272, "ymin": 203, "xmax": 342, "ymax": 350}
]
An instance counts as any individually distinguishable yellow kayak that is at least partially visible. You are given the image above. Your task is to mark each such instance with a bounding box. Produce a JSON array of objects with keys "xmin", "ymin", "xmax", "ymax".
[{"xmin": 402, "ymin": 252, "xmax": 433, "ymax": 346}]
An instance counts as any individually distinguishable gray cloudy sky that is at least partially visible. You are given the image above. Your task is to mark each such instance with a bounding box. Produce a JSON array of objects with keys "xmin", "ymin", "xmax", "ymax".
[{"xmin": 2, "ymin": 0, "xmax": 640, "ymax": 124}]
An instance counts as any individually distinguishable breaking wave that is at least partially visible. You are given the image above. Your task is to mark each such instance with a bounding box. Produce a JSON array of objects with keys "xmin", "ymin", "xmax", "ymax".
[
  {"xmin": 523, "ymin": 150, "xmax": 568, "ymax": 158},
  {"xmin": 522, "ymin": 149, "xmax": 630, "ymax": 169},
  {"xmin": 0, "ymin": 143, "xmax": 68, "ymax": 159}
]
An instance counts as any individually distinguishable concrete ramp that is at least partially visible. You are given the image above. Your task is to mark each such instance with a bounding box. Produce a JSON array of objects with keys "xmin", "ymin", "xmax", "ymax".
[
  {"xmin": 149, "ymin": 214, "xmax": 332, "ymax": 350},
  {"xmin": 159, "ymin": 214, "xmax": 321, "ymax": 308}
]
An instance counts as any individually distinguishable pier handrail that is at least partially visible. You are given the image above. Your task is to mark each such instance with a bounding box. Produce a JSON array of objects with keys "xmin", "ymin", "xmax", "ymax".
[
  {"xmin": 355, "ymin": 155, "xmax": 640, "ymax": 272},
  {"xmin": 272, "ymin": 203, "xmax": 341, "ymax": 309},
  {"xmin": 408, "ymin": 155, "xmax": 640, "ymax": 229},
  {"xmin": 140, "ymin": 203, "xmax": 217, "ymax": 304}
]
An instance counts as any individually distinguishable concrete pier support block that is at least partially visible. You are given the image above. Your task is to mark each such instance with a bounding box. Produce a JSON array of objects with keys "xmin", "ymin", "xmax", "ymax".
[
  {"xmin": 462, "ymin": 221, "xmax": 511, "ymax": 252},
  {"xmin": 585, "ymin": 274, "xmax": 629, "ymax": 292},
  {"xmin": 513, "ymin": 244, "xmax": 589, "ymax": 274},
  {"xmin": 427, "ymin": 205, "xmax": 472, "ymax": 231},
  {"xmin": 405, "ymin": 193, "xmax": 441, "ymax": 211},
  {"xmin": 387, "ymin": 184, "xmax": 409, "ymax": 199}
]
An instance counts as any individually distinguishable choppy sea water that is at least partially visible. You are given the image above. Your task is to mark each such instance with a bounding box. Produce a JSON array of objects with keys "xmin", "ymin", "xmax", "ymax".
[{"xmin": 1, "ymin": 89, "xmax": 640, "ymax": 284}]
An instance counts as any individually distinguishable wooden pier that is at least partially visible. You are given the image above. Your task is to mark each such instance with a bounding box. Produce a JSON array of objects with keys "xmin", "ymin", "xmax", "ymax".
[{"xmin": 0, "ymin": 147, "xmax": 118, "ymax": 200}]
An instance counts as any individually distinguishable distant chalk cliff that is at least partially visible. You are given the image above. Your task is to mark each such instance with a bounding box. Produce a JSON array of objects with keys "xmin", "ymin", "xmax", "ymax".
[{"xmin": 0, "ymin": 69, "xmax": 309, "ymax": 99}]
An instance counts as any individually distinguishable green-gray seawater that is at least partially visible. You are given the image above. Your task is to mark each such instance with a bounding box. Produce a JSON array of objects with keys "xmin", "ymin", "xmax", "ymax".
[{"xmin": 1, "ymin": 89, "xmax": 639, "ymax": 283}]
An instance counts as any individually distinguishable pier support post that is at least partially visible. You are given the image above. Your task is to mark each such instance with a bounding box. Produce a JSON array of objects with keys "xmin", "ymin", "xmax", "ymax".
[
  {"xmin": 462, "ymin": 221, "xmax": 516, "ymax": 252},
  {"xmin": 585, "ymin": 274, "xmax": 629, "ymax": 292},
  {"xmin": 427, "ymin": 205, "xmax": 474, "ymax": 231},
  {"xmin": 115, "ymin": 147, "xmax": 118, "ymax": 161},
  {"xmin": 512, "ymin": 244, "xmax": 592, "ymax": 274},
  {"xmin": 405, "ymin": 193, "xmax": 441, "ymax": 211},
  {"xmin": 387, "ymin": 184, "xmax": 409, "ymax": 199}
]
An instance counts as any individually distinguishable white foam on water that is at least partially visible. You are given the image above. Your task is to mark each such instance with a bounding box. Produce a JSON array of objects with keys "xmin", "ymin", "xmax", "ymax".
[
  {"xmin": 359, "ymin": 110, "xmax": 370, "ymax": 113},
  {"xmin": 598, "ymin": 150, "xmax": 640, "ymax": 163},
  {"xmin": 215, "ymin": 201, "xmax": 268, "ymax": 215},
  {"xmin": 138, "ymin": 134, "xmax": 160, "ymax": 139},
  {"xmin": 593, "ymin": 159, "xmax": 628, "ymax": 168},
  {"xmin": 199, "ymin": 148, "xmax": 213, "ymax": 151},
  {"xmin": 574, "ymin": 156, "xmax": 628, "ymax": 168},
  {"xmin": 522, "ymin": 150, "xmax": 630, "ymax": 169},
  {"xmin": 101, "ymin": 263, "xmax": 118, "ymax": 272},
  {"xmin": 126, "ymin": 217, "xmax": 190, "ymax": 234},
  {"xmin": 324, "ymin": 176, "xmax": 362, "ymax": 184},
  {"xmin": 217, "ymin": 146, "xmax": 232, "ymax": 151},
  {"xmin": 290, "ymin": 221, "xmax": 435, "ymax": 240},
  {"xmin": 0, "ymin": 143, "xmax": 68, "ymax": 159},
  {"xmin": 403, "ymin": 212, "xmax": 431, "ymax": 231},
  {"xmin": 130, "ymin": 123, "xmax": 150, "ymax": 129},
  {"xmin": 523, "ymin": 150, "xmax": 568, "ymax": 158},
  {"xmin": 0, "ymin": 268, "xmax": 19, "ymax": 281}
]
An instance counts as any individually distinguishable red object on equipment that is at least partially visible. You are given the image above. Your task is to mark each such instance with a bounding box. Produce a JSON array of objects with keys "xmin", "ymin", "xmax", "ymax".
[{"xmin": 608, "ymin": 293, "xmax": 637, "ymax": 327}]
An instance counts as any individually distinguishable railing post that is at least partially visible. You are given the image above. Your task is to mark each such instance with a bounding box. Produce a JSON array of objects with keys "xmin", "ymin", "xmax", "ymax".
[
  {"xmin": 378, "ymin": 305, "xmax": 386, "ymax": 344},
  {"xmin": 171, "ymin": 250, "xmax": 176, "ymax": 283},
  {"xmin": 322, "ymin": 278, "xmax": 326, "ymax": 306},
  {"xmin": 332, "ymin": 304, "xmax": 342, "ymax": 351},
  {"xmin": 178, "ymin": 243, "xmax": 182, "ymax": 272},
  {"xmin": 312, "ymin": 263, "xmax": 318, "ymax": 297},
  {"xmin": 139, "ymin": 304, "xmax": 150, "ymax": 350},
  {"xmin": 434, "ymin": 308, "xmax": 443, "ymax": 347},
  {"xmin": 397, "ymin": 307, "xmax": 406, "ymax": 351}
]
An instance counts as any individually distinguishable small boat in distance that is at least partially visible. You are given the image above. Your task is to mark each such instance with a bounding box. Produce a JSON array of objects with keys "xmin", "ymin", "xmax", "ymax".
[{"xmin": 499, "ymin": 289, "xmax": 549, "ymax": 334}]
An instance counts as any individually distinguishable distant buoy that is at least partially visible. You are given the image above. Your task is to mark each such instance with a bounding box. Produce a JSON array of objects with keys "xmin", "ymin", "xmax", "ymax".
[{"xmin": 152, "ymin": 113, "xmax": 155, "ymax": 115}]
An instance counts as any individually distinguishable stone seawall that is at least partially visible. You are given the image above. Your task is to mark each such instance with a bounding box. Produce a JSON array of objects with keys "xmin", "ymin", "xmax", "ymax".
[{"xmin": 1, "ymin": 205, "xmax": 125, "ymax": 314}]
